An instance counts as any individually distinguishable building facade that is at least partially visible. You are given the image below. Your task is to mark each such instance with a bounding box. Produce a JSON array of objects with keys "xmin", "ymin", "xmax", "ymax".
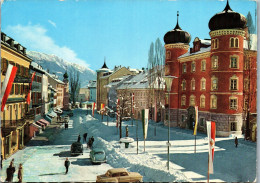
[
  {"xmin": 1, "ymin": 32, "xmax": 32, "ymax": 158},
  {"xmin": 164, "ymin": 1, "xmax": 257, "ymax": 137}
]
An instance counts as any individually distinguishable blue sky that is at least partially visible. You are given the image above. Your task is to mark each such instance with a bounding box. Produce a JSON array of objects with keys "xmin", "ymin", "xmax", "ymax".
[{"xmin": 1, "ymin": 0, "xmax": 257, "ymax": 71}]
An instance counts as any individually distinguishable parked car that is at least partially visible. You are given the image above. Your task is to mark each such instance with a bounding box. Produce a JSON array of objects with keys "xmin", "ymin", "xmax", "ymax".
[
  {"xmin": 71, "ymin": 142, "xmax": 83, "ymax": 156},
  {"xmin": 90, "ymin": 148, "xmax": 106, "ymax": 164},
  {"xmin": 96, "ymin": 168, "xmax": 143, "ymax": 182}
]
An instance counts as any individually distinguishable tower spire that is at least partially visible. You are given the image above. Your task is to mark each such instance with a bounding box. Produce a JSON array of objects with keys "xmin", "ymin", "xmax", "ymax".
[
  {"xmin": 101, "ymin": 57, "xmax": 108, "ymax": 69},
  {"xmin": 223, "ymin": 0, "xmax": 233, "ymax": 12},
  {"xmin": 174, "ymin": 11, "xmax": 181, "ymax": 30}
]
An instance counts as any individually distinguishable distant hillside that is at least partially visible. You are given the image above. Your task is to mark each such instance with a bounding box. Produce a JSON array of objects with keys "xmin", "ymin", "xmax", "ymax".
[{"xmin": 27, "ymin": 51, "xmax": 96, "ymax": 86}]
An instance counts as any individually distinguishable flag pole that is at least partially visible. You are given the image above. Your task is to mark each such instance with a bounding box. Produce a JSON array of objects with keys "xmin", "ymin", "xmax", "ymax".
[
  {"xmin": 194, "ymin": 135, "xmax": 196, "ymax": 153},
  {"xmin": 207, "ymin": 149, "xmax": 210, "ymax": 183}
]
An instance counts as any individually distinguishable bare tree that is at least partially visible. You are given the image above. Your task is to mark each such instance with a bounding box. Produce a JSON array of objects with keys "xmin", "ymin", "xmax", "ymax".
[{"xmin": 69, "ymin": 68, "xmax": 81, "ymax": 106}]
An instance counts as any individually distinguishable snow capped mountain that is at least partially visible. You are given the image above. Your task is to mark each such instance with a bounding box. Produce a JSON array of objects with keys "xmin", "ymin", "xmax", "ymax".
[{"xmin": 27, "ymin": 51, "xmax": 96, "ymax": 86}]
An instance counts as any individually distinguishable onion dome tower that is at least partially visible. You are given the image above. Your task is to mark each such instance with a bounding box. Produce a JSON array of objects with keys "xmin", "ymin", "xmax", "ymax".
[
  {"xmin": 163, "ymin": 11, "xmax": 191, "ymax": 117},
  {"xmin": 208, "ymin": 0, "xmax": 246, "ymax": 128}
]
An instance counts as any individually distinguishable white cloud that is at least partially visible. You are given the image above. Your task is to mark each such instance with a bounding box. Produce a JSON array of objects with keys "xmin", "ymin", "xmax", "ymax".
[
  {"xmin": 48, "ymin": 20, "xmax": 57, "ymax": 28},
  {"xmin": 4, "ymin": 24, "xmax": 90, "ymax": 68}
]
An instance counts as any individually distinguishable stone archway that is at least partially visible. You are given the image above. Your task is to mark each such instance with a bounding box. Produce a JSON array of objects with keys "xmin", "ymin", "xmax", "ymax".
[{"xmin": 187, "ymin": 106, "xmax": 195, "ymax": 130}]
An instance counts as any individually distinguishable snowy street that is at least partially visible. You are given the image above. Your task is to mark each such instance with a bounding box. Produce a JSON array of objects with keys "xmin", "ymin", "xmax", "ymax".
[{"xmin": 1, "ymin": 109, "xmax": 256, "ymax": 182}]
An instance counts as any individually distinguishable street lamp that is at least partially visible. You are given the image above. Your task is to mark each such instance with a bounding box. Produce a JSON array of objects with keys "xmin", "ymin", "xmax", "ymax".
[{"xmin": 163, "ymin": 75, "xmax": 177, "ymax": 171}]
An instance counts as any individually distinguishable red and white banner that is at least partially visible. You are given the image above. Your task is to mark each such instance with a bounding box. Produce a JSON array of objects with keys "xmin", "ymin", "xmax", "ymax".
[
  {"xmin": 207, "ymin": 121, "xmax": 216, "ymax": 174},
  {"xmin": 1, "ymin": 64, "xmax": 17, "ymax": 111},
  {"xmin": 26, "ymin": 72, "xmax": 36, "ymax": 104},
  {"xmin": 116, "ymin": 98, "xmax": 120, "ymax": 128},
  {"xmin": 92, "ymin": 102, "xmax": 95, "ymax": 117}
]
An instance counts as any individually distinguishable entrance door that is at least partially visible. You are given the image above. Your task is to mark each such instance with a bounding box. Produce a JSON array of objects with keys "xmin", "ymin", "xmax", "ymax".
[{"xmin": 187, "ymin": 106, "xmax": 195, "ymax": 130}]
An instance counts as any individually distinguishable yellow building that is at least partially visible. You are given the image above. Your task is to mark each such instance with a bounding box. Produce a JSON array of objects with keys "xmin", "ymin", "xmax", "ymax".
[
  {"xmin": 96, "ymin": 62, "xmax": 137, "ymax": 111},
  {"xmin": 1, "ymin": 32, "xmax": 32, "ymax": 159}
]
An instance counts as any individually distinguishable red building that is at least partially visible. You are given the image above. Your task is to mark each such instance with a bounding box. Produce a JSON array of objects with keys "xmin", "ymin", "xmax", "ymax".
[{"xmin": 164, "ymin": 1, "xmax": 257, "ymax": 137}]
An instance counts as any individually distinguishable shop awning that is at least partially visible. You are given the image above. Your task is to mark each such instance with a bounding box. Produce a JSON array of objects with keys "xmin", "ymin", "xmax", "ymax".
[
  {"xmin": 39, "ymin": 119, "xmax": 50, "ymax": 126},
  {"xmin": 31, "ymin": 123, "xmax": 42, "ymax": 129},
  {"xmin": 36, "ymin": 121, "xmax": 46, "ymax": 127},
  {"xmin": 47, "ymin": 111, "xmax": 57, "ymax": 118}
]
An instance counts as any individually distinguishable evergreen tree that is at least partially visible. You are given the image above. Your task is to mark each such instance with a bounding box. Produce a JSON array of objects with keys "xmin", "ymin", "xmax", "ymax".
[{"xmin": 246, "ymin": 11, "xmax": 255, "ymax": 34}]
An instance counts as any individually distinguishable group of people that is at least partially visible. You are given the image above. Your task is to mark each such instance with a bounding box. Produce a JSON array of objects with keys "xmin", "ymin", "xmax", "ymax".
[
  {"xmin": 5, "ymin": 159, "xmax": 23, "ymax": 183},
  {"xmin": 77, "ymin": 133, "xmax": 95, "ymax": 149}
]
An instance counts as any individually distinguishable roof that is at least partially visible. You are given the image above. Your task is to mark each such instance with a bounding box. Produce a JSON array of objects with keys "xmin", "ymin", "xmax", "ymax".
[
  {"xmin": 108, "ymin": 168, "xmax": 128, "ymax": 174},
  {"xmin": 116, "ymin": 71, "xmax": 148, "ymax": 90},
  {"xmin": 200, "ymin": 39, "xmax": 211, "ymax": 45},
  {"xmin": 106, "ymin": 75, "xmax": 132, "ymax": 88},
  {"xmin": 30, "ymin": 62, "xmax": 46, "ymax": 74},
  {"xmin": 178, "ymin": 46, "xmax": 211, "ymax": 59}
]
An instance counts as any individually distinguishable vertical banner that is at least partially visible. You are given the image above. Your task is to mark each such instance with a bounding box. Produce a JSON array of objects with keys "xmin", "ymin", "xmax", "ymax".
[
  {"xmin": 142, "ymin": 109, "xmax": 149, "ymax": 139},
  {"xmin": 92, "ymin": 102, "xmax": 95, "ymax": 117},
  {"xmin": 207, "ymin": 121, "xmax": 216, "ymax": 174},
  {"xmin": 132, "ymin": 93, "xmax": 134, "ymax": 114},
  {"xmin": 1, "ymin": 65, "xmax": 17, "ymax": 111},
  {"xmin": 26, "ymin": 72, "xmax": 36, "ymax": 104},
  {"xmin": 193, "ymin": 106, "xmax": 198, "ymax": 135}
]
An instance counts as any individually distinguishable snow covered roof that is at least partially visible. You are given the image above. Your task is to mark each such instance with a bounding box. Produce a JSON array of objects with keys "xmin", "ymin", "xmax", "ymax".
[
  {"xmin": 200, "ymin": 39, "xmax": 211, "ymax": 45},
  {"xmin": 178, "ymin": 46, "xmax": 211, "ymax": 58},
  {"xmin": 106, "ymin": 75, "xmax": 132, "ymax": 88},
  {"xmin": 87, "ymin": 81, "xmax": 97, "ymax": 88},
  {"xmin": 31, "ymin": 62, "xmax": 46, "ymax": 74}
]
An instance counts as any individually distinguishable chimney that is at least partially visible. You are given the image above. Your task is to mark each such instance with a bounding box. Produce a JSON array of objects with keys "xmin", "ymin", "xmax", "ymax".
[
  {"xmin": 15, "ymin": 44, "xmax": 22, "ymax": 52},
  {"xmin": 23, "ymin": 47, "xmax": 27, "ymax": 55}
]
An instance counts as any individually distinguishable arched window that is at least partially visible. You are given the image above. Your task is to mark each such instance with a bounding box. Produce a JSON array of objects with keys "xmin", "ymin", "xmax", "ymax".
[
  {"xmin": 201, "ymin": 60, "xmax": 206, "ymax": 71},
  {"xmin": 191, "ymin": 61, "xmax": 196, "ymax": 72},
  {"xmin": 230, "ymin": 37, "xmax": 235, "ymax": 48},
  {"xmin": 166, "ymin": 51, "xmax": 171, "ymax": 59},
  {"xmin": 235, "ymin": 38, "xmax": 239, "ymax": 48},
  {"xmin": 200, "ymin": 78, "xmax": 206, "ymax": 91},
  {"xmin": 182, "ymin": 80, "xmax": 186, "ymax": 91},
  {"xmin": 211, "ymin": 55, "xmax": 218, "ymax": 69},
  {"xmin": 181, "ymin": 95, "xmax": 186, "ymax": 106},
  {"xmin": 191, "ymin": 78, "xmax": 195, "ymax": 91},
  {"xmin": 210, "ymin": 95, "xmax": 217, "ymax": 109},
  {"xmin": 211, "ymin": 76, "xmax": 218, "ymax": 91},
  {"xmin": 190, "ymin": 95, "xmax": 196, "ymax": 106},
  {"xmin": 200, "ymin": 94, "xmax": 206, "ymax": 108},
  {"xmin": 215, "ymin": 39, "xmax": 219, "ymax": 49}
]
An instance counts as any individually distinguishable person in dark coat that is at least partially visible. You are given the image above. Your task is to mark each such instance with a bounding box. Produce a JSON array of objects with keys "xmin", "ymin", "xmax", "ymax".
[
  {"xmin": 64, "ymin": 158, "xmax": 70, "ymax": 174},
  {"xmin": 6, "ymin": 161, "xmax": 15, "ymax": 182},
  {"xmin": 18, "ymin": 163, "xmax": 23, "ymax": 183},
  {"xmin": 235, "ymin": 137, "xmax": 238, "ymax": 148},
  {"xmin": 1, "ymin": 154, "xmax": 3, "ymax": 169},
  {"xmin": 126, "ymin": 125, "xmax": 129, "ymax": 137},
  {"xmin": 77, "ymin": 134, "xmax": 81, "ymax": 143},
  {"xmin": 83, "ymin": 133, "xmax": 88, "ymax": 143},
  {"xmin": 91, "ymin": 136, "xmax": 94, "ymax": 143}
]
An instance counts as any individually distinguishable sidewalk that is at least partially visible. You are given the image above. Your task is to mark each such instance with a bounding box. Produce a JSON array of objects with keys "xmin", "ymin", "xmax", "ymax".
[{"xmin": 26, "ymin": 117, "xmax": 63, "ymax": 146}]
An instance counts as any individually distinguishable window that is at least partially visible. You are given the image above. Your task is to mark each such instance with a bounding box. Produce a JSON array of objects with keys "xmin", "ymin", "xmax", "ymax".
[
  {"xmin": 182, "ymin": 63, "xmax": 187, "ymax": 73},
  {"xmin": 230, "ymin": 56, "xmax": 238, "ymax": 68},
  {"xmin": 166, "ymin": 51, "xmax": 171, "ymax": 59},
  {"xmin": 244, "ymin": 59, "xmax": 250, "ymax": 70},
  {"xmin": 191, "ymin": 78, "xmax": 195, "ymax": 91},
  {"xmin": 201, "ymin": 60, "xmax": 206, "ymax": 71},
  {"xmin": 200, "ymin": 78, "xmax": 206, "ymax": 90},
  {"xmin": 10, "ymin": 84, "xmax": 14, "ymax": 95},
  {"xmin": 210, "ymin": 95, "xmax": 217, "ymax": 109},
  {"xmin": 190, "ymin": 95, "xmax": 196, "ymax": 106},
  {"xmin": 212, "ymin": 39, "xmax": 219, "ymax": 49},
  {"xmin": 15, "ymin": 84, "xmax": 19, "ymax": 95},
  {"xmin": 182, "ymin": 80, "xmax": 186, "ymax": 91},
  {"xmin": 191, "ymin": 61, "xmax": 196, "ymax": 72},
  {"xmin": 211, "ymin": 56, "xmax": 218, "ymax": 69},
  {"xmin": 200, "ymin": 95, "xmax": 205, "ymax": 108},
  {"xmin": 181, "ymin": 95, "xmax": 186, "ymax": 106},
  {"xmin": 230, "ymin": 122, "xmax": 236, "ymax": 131},
  {"xmin": 230, "ymin": 75, "xmax": 238, "ymax": 91},
  {"xmin": 244, "ymin": 78, "xmax": 249, "ymax": 91},
  {"xmin": 211, "ymin": 76, "xmax": 218, "ymax": 91},
  {"xmin": 230, "ymin": 37, "xmax": 239, "ymax": 48},
  {"xmin": 230, "ymin": 97, "xmax": 238, "ymax": 109}
]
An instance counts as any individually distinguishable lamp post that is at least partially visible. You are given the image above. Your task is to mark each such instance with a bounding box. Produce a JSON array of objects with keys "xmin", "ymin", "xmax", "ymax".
[{"xmin": 163, "ymin": 75, "xmax": 177, "ymax": 171}]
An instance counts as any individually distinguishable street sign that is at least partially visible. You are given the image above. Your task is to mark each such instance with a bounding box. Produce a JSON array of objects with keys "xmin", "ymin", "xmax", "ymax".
[{"xmin": 166, "ymin": 142, "xmax": 171, "ymax": 147}]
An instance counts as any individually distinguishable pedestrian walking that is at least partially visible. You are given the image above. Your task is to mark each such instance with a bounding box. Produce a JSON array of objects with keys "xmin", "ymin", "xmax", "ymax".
[
  {"xmin": 18, "ymin": 163, "xmax": 23, "ymax": 183},
  {"xmin": 83, "ymin": 133, "xmax": 88, "ymax": 142},
  {"xmin": 1, "ymin": 154, "xmax": 3, "ymax": 169},
  {"xmin": 235, "ymin": 137, "xmax": 238, "ymax": 148},
  {"xmin": 87, "ymin": 138, "xmax": 92, "ymax": 149},
  {"xmin": 64, "ymin": 158, "xmax": 70, "ymax": 174},
  {"xmin": 77, "ymin": 134, "xmax": 81, "ymax": 143},
  {"xmin": 5, "ymin": 161, "xmax": 15, "ymax": 182}
]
